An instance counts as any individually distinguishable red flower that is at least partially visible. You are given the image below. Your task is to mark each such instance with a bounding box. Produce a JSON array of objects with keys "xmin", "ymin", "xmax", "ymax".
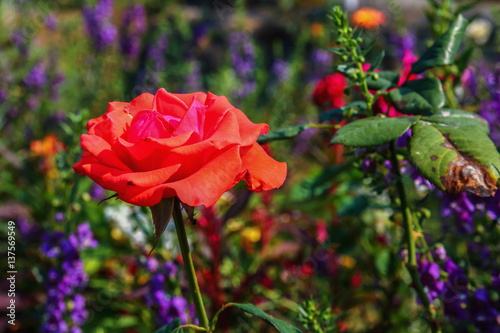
[
  {"xmin": 312, "ymin": 73, "xmax": 347, "ymax": 108},
  {"xmin": 373, "ymin": 50, "xmax": 420, "ymax": 117},
  {"xmin": 74, "ymin": 89, "xmax": 287, "ymax": 207}
]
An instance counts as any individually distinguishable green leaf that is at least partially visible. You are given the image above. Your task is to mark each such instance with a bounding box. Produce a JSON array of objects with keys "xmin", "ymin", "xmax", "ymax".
[
  {"xmin": 410, "ymin": 121, "xmax": 500, "ymax": 197},
  {"xmin": 326, "ymin": 47, "xmax": 344, "ymax": 56},
  {"xmin": 369, "ymin": 50, "xmax": 385, "ymax": 72},
  {"xmin": 154, "ymin": 318, "xmax": 182, "ymax": 333},
  {"xmin": 229, "ymin": 303, "xmax": 302, "ymax": 333},
  {"xmin": 319, "ymin": 101, "xmax": 367, "ymax": 123},
  {"xmin": 366, "ymin": 71, "xmax": 399, "ymax": 91},
  {"xmin": 455, "ymin": 46, "xmax": 474, "ymax": 74},
  {"xmin": 335, "ymin": 64, "xmax": 357, "ymax": 77},
  {"xmin": 257, "ymin": 124, "xmax": 310, "ymax": 144},
  {"xmin": 149, "ymin": 197, "xmax": 175, "ymax": 255},
  {"xmin": 331, "ymin": 116, "xmax": 419, "ymax": 147},
  {"xmin": 422, "ymin": 109, "xmax": 489, "ymax": 134},
  {"xmin": 411, "ymin": 15, "xmax": 469, "ymax": 74},
  {"xmin": 388, "ymin": 78, "xmax": 445, "ymax": 115},
  {"xmin": 375, "ymin": 249, "xmax": 391, "ymax": 276}
]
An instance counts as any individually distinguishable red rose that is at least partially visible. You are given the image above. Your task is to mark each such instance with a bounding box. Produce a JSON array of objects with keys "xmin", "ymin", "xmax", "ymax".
[
  {"xmin": 73, "ymin": 89, "xmax": 287, "ymax": 207},
  {"xmin": 312, "ymin": 73, "xmax": 347, "ymax": 108}
]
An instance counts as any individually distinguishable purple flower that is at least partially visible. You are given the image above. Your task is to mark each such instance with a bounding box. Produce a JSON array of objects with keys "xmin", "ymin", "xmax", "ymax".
[
  {"xmin": 24, "ymin": 62, "xmax": 47, "ymax": 91},
  {"xmin": 389, "ymin": 32, "xmax": 416, "ymax": 59},
  {"xmin": 442, "ymin": 192, "xmax": 475, "ymax": 234},
  {"xmin": 10, "ymin": 30, "xmax": 29, "ymax": 58},
  {"xmin": 89, "ymin": 183, "xmax": 106, "ymax": 201},
  {"xmin": 83, "ymin": 0, "xmax": 117, "ymax": 51},
  {"xmin": 55, "ymin": 212, "xmax": 64, "ymax": 223},
  {"xmin": 442, "ymin": 259, "xmax": 469, "ymax": 320},
  {"xmin": 76, "ymin": 222, "xmax": 98, "ymax": 249},
  {"xmin": 229, "ymin": 32, "xmax": 256, "ymax": 98},
  {"xmin": 71, "ymin": 294, "xmax": 88, "ymax": 325},
  {"xmin": 41, "ymin": 232, "xmax": 64, "ymax": 258},
  {"xmin": 119, "ymin": 5, "xmax": 146, "ymax": 64},
  {"xmin": 417, "ymin": 260, "xmax": 444, "ymax": 303},
  {"xmin": 45, "ymin": 14, "xmax": 58, "ymax": 30},
  {"xmin": 309, "ymin": 49, "xmax": 333, "ymax": 80},
  {"xmin": 164, "ymin": 296, "xmax": 189, "ymax": 324},
  {"xmin": 163, "ymin": 262, "xmax": 177, "ymax": 279},
  {"xmin": 42, "ymin": 311, "xmax": 68, "ymax": 333},
  {"xmin": 433, "ymin": 245, "xmax": 447, "ymax": 261},
  {"xmin": 146, "ymin": 258, "xmax": 159, "ymax": 273},
  {"xmin": 272, "ymin": 59, "xmax": 290, "ymax": 83},
  {"xmin": 50, "ymin": 73, "xmax": 65, "ymax": 101}
]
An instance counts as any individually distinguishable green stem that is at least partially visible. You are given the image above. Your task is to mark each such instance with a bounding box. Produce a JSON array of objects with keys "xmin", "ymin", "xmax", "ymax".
[
  {"xmin": 354, "ymin": 55, "xmax": 374, "ymax": 115},
  {"xmin": 172, "ymin": 198, "xmax": 210, "ymax": 331},
  {"xmin": 389, "ymin": 141, "xmax": 440, "ymax": 333},
  {"xmin": 413, "ymin": 214, "xmax": 433, "ymax": 263}
]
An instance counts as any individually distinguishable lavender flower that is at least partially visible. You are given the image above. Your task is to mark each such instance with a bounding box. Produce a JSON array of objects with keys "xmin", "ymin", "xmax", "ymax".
[
  {"xmin": 272, "ymin": 59, "xmax": 290, "ymax": 83},
  {"xmin": 389, "ymin": 32, "xmax": 416, "ymax": 59},
  {"xmin": 24, "ymin": 62, "xmax": 47, "ymax": 91},
  {"xmin": 417, "ymin": 259, "xmax": 444, "ymax": 303},
  {"xmin": 119, "ymin": 5, "xmax": 147, "ymax": 64},
  {"xmin": 41, "ymin": 223, "xmax": 97, "ymax": 332},
  {"xmin": 309, "ymin": 49, "xmax": 333, "ymax": 80},
  {"xmin": 229, "ymin": 32, "xmax": 256, "ymax": 98},
  {"xmin": 145, "ymin": 262, "xmax": 191, "ymax": 326},
  {"xmin": 479, "ymin": 64, "xmax": 500, "ymax": 146},
  {"xmin": 82, "ymin": 0, "xmax": 117, "ymax": 51},
  {"xmin": 89, "ymin": 183, "xmax": 106, "ymax": 201},
  {"xmin": 45, "ymin": 14, "xmax": 58, "ymax": 31},
  {"xmin": 76, "ymin": 222, "xmax": 98, "ymax": 249},
  {"xmin": 10, "ymin": 30, "xmax": 29, "ymax": 58}
]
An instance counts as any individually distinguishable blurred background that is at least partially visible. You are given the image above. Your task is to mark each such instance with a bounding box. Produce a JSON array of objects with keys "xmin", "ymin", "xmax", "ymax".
[{"xmin": 1, "ymin": 0, "xmax": 500, "ymax": 332}]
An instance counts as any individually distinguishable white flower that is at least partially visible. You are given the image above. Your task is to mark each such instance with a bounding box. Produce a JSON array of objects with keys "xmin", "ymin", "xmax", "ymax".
[{"xmin": 466, "ymin": 18, "xmax": 492, "ymax": 45}]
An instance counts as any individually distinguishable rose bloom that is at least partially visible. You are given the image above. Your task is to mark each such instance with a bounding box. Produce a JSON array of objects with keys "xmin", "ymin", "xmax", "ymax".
[
  {"xmin": 312, "ymin": 73, "xmax": 347, "ymax": 108},
  {"xmin": 74, "ymin": 89, "xmax": 287, "ymax": 207},
  {"xmin": 351, "ymin": 7, "xmax": 386, "ymax": 29}
]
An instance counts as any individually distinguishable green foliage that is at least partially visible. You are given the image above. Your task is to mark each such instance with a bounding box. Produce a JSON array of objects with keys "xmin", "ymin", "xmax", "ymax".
[
  {"xmin": 388, "ymin": 78, "xmax": 445, "ymax": 115},
  {"xmin": 330, "ymin": 116, "xmax": 419, "ymax": 146},
  {"xmin": 154, "ymin": 318, "xmax": 181, "ymax": 333},
  {"xmin": 319, "ymin": 102, "xmax": 367, "ymax": 123},
  {"xmin": 410, "ymin": 15, "xmax": 469, "ymax": 74},
  {"xmin": 258, "ymin": 124, "xmax": 311, "ymax": 144}
]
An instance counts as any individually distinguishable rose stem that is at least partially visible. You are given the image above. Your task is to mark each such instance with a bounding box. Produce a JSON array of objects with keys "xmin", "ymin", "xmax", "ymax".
[
  {"xmin": 172, "ymin": 198, "xmax": 210, "ymax": 331},
  {"xmin": 389, "ymin": 141, "xmax": 441, "ymax": 333}
]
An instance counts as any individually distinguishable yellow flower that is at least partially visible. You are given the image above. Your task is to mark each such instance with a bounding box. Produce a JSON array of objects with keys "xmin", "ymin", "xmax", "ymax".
[{"xmin": 351, "ymin": 7, "xmax": 386, "ymax": 29}]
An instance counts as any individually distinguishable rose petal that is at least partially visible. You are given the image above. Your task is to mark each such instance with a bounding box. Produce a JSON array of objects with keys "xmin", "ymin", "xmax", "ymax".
[
  {"xmin": 126, "ymin": 92, "xmax": 155, "ymax": 115},
  {"xmin": 117, "ymin": 146, "xmax": 242, "ymax": 207},
  {"xmin": 81, "ymin": 134, "xmax": 132, "ymax": 171},
  {"xmin": 173, "ymin": 98, "xmax": 206, "ymax": 137},
  {"xmin": 153, "ymin": 89, "xmax": 191, "ymax": 118},
  {"xmin": 127, "ymin": 110, "xmax": 172, "ymax": 143},
  {"xmin": 238, "ymin": 142, "xmax": 287, "ymax": 191},
  {"xmin": 88, "ymin": 110, "xmax": 134, "ymax": 144}
]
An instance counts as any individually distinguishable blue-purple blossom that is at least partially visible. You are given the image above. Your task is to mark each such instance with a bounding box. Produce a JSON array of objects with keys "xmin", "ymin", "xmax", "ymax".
[
  {"xmin": 417, "ymin": 259, "xmax": 444, "ymax": 303},
  {"xmin": 41, "ymin": 231, "xmax": 64, "ymax": 258},
  {"xmin": 119, "ymin": 4, "xmax": 146, "ymax": 64},
  {"xmin": 89, "ymin": 183, "xmax": 106, "ymax": 201},
  {"xmin": 45, "ymin": 14, "xmax": 58, "ymax": 30},
  {"xmin": 77, "ymin": 222, "xmax": 98, "ymax": 249},
  {"xmin": 24, "ymin": 62, "xmax": 47, "ymax": 91},
  {"xmin": 229, "ymin": 32, "xmax": 256, "ymax": 98},
  {"xmin": 309, "ymin": 49, "xmax": 333, "ymax": 80},
  {"xmin": 272, "ymin": 59, "xmax": 290, "ymax": 83},
  {"xmin": 41, "ymin": 224, "xmax": 97, "ymax": 332},
  {"xmin": 389, "ymin": 32, "xmax": 416, "ymax": 59},
  {"xmin": 82, "ymin": 0, "xmax": 117, "ymax": 51}
]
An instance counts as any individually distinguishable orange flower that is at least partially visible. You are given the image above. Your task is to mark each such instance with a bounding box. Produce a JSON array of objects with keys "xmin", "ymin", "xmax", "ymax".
[
  {"xmin": 30, "ymin": 134, "xmax": 64, "ymax": 178},
  {"xmin": 30, "ymin": 134, "xmax": 64, "ymax": 157},
  {"xmin": 351, "ymin": 7, "xmax": 386, "ymax": 29},
  {"xmin": 310, "ymin": 22, "xmax": 324, "ymax": 38}
]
